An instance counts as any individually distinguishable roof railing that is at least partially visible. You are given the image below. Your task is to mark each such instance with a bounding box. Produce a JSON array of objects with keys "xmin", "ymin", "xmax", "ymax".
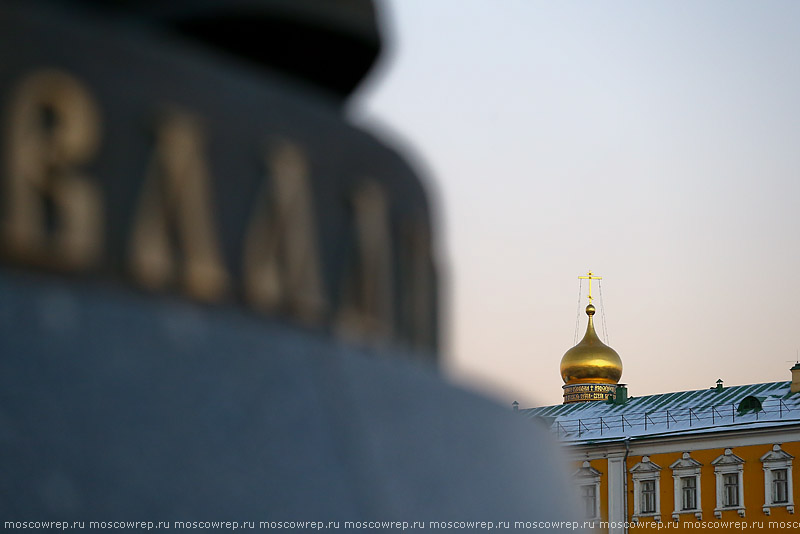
[{"xmin": 538, "ymin": 397, "xmax": 797, "ymax": 439}]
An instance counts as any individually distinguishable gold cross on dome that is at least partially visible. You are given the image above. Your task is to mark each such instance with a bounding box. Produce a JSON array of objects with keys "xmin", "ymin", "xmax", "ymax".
[{"xmin": 578, "ymin": 270, "xmax": 602, "ymax": 303}]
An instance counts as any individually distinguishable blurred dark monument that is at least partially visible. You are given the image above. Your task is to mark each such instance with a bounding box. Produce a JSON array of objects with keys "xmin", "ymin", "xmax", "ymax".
[{"xmin": 0, "ymin": 0, "xmax": 578, "ymax": 530}]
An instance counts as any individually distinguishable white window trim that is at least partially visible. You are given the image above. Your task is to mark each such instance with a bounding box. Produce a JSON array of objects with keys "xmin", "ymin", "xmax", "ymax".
[
  {"xmin": 669, "ymin": 452, "xmax": 703, "ymax": 521},
  {"xmin": 760, "ymin": 444, "xmax": 795, "ymax": 515},
  {"xmin": 630, "ymin": 456, "xmax": 662, "ymax": 523},
  {"xmin": 712, "ymin": 448, "xmax": 745, "ymax": 518},
  {"xmin": 573, "ymin": 461, "xmax": 602, "ymax": 522}
]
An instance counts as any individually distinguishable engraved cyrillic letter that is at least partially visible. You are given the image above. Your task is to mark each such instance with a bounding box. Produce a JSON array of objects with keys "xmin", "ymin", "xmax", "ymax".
[
  {"xmin": 400, "ymin": 219, "xmax": 434, "ymax": 350},
  {"xmin": 129, "ymin": 110, "xmax": 228, "ymax": 301},
  {"xmin": 2, "ymin": 69, "xmax": 103, "ymax": 268},
  {"xmin": 336, "ymin": 181, "xmax": 394, "ymax": 343},
  {"xmin": 243, "ymin": 141, "xmax": 326, "ymax": 323}
]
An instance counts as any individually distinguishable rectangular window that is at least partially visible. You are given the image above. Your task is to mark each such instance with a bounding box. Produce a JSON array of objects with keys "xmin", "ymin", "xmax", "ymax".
[
  {"xmin": 772, "ymin": 469, "xmax": 788, "ymax": 504},
  {"xmin": 641, "ymin": 479, "xmax": 656, "ymax": 513},
  {"xmin": 581, "ymin": 484, "xmax": 596, "ymax": 518},
  {"xmin": 681, "ymin": 476, "xmax": 697, "ymax": 510},
  {"xmin": 723, "ymin": 473, "xmax": 739, "ymax": 507}
]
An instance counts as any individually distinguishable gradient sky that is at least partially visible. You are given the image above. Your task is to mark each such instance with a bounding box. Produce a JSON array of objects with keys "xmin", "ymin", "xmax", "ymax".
[{"xmin": 349, "ymin": 1, "xmax": 800, "ymax": 407}]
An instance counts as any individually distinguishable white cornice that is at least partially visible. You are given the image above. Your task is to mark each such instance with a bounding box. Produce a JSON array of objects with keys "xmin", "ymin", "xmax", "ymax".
[{"xmin": 564, "ymin": 424, "xmax": 800, "ymax": 461}]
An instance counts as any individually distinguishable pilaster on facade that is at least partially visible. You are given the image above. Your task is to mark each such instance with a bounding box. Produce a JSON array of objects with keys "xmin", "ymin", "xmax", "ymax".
[
  {"xmin": 760, "ymin": 444, "xmax": 794, "ymax": 515},
  {"xmin": 607, "ymin": 454, "xmax": 627, "ymax": 534},
  {"xmin": 712, "ymin": 448, "xmax": 745, "ymax": 518},
  {"xmin": 630, "ymin": 456, "xmax": 662, "ymax": 523},
  {"xmin": 669, "ymin": 452, "xmax": 702, "ymax": 521}
]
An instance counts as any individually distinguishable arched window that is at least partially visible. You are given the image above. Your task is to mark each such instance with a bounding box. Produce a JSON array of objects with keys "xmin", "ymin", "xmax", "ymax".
[
  {"xmin": 712, "ymin": 449, "xmax": 745, "ymax": 518},
  {"xmin": 572, "ymin": 461, "xmax": 602, "ymax": 521},
  {"xmin": 760, "ymin": 444, "xmax": 795, "ymax": 515},
  {"xmin": 630, "ymin": 456, "xmax": 662, "ymax": 523},
  {"xmin": 670, "ymin": 452, "xmax": 703, "ymax": 521}
]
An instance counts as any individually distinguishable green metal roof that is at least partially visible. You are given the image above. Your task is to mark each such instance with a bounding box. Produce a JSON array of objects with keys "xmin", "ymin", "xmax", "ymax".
[{"xmin": 520, "ymin": 381, "xmax": 800, "ymax": 444}]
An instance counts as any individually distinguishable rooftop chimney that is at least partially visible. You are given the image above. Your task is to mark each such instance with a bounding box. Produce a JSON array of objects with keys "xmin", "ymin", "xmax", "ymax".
[
  {"xmin": 791, "ymin": 364, "xmax": 800, "ymax": 394},
  {"xmin": 613, "ymin": 384, "xmax": 628, "ymax": 404}
]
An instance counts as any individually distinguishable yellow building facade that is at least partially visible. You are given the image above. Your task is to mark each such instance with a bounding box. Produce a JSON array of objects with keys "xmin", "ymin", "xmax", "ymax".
[
  {"xmin": 567, "ymin": 419, "xmax": 799, "ymax": 533},
  {"xmin": 527, "ymin": 364, "xmax": 800, "ymax": 533},
  {"xmin": 521, "ymin": 273, "xmax": 800, "ymax": 533}
]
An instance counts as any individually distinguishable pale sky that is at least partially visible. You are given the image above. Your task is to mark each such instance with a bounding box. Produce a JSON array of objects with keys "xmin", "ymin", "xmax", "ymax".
[{"xmin": 349, "ymin": 1, "xmax": 800, "ymax": 407}]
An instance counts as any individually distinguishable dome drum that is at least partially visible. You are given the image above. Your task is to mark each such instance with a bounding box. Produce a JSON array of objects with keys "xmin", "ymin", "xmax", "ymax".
[{"xmin": 563, "ymin": 383, "xmax": 616, "ymax": 404}]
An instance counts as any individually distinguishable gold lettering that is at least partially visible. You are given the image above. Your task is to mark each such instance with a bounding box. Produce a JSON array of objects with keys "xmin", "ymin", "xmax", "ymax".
[
  {"xmin": 129, "ymin": 110, "xmax": 228, "ymax": 300},
  {"xmin": 243, "ymin": 141, "xmax": 326, "ymax": 323},
  {"xmin": 336, "ymin": 181, "xmax": 394, "ymax": 343},
  {"xmin": 2, "ymin": 69, "xmax": 103, "ymax": 267}
]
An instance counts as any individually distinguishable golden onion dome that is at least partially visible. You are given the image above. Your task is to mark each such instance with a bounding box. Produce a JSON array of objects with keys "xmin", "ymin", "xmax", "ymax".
[{"xmin": 560, "ymin": 304, "xmax": 623, "ymax": 385}]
